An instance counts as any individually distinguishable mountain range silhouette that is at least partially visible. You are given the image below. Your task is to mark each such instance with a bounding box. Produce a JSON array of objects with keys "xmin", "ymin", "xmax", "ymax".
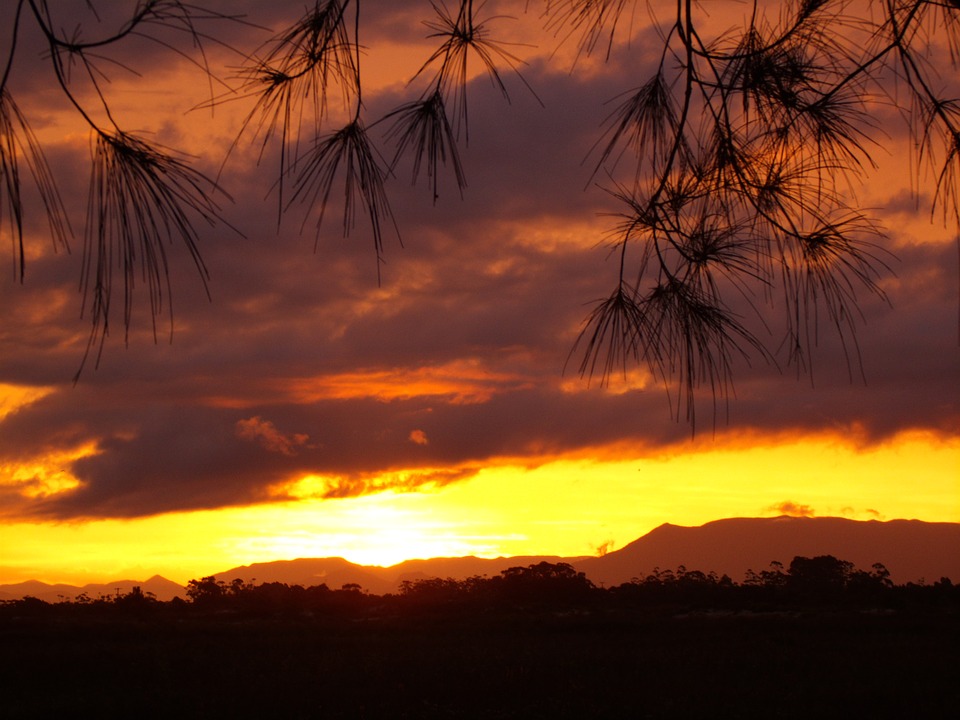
[{"xmin": 4, "ymin": 516, "xmax": 957, "ymax": 602}]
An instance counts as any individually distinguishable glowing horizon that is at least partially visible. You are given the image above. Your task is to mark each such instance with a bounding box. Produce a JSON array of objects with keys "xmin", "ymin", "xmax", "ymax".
[{"xmin": 2, "ymin": 430, "xmax": 956, "ymax": 587}]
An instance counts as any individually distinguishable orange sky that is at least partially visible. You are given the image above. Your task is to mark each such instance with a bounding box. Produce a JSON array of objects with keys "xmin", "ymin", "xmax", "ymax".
[{"xmin": 1, "ymin": 1, "xmax": 958, "ymax": 587}]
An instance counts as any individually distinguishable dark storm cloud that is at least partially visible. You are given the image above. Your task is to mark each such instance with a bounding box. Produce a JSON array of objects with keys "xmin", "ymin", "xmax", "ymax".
[
  {"xmin": 1, "ymin": 1, "xmax": 957, "ymax": 520},
  {"xmin": 4, "ymin": 381, "xmax": 681, "ymax": 520}
]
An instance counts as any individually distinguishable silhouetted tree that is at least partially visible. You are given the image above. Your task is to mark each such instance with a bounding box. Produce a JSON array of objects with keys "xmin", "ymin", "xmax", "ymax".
[
  {"xmin": 787, "ymin": 554, "xmax": 854, "ymax": 593},
  {"xmin": 3, "ymin": 2, "xmax": 958, "ymax": 419},
  {"xmin": 495, "ymin": 561, "xmax": 597, "ymax": 607},
  {"xmin": 744, "ymin": 560, "xmax": 788, "ymax": 589},
  {"xmin": 185, "ymin": 575, "xmax": 229, "ymax": 608},
  {"xmin": 111, "ymin": 585, "xmax": 159, "ymax": 616},
  {"xmin": 399, "ymin": 576, "xmax": 468, "ymax": 602},
  {"xmin": 610, "ymin": 564, "xmax": 735, "ymax": 607},
  {"xmin": 834, "ymin": 561, "xmax": 894, "ymax": 603}
]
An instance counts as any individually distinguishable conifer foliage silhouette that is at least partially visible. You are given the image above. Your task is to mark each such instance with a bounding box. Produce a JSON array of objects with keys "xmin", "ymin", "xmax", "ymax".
[{"xmin": 2, "ymin": 1, "xmax": 957, "ymax": 422}]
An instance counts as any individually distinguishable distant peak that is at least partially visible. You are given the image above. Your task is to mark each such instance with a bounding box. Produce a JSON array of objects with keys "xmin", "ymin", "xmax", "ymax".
[{"xmin": 650, "ymin": 522, "xmax": 679, "ymax": 531}]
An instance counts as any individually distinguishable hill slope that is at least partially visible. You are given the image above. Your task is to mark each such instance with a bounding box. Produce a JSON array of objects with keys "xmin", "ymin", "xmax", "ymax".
[{"xmin": 576, "ymin": 516, "xmax": 960, "ymax": 586}]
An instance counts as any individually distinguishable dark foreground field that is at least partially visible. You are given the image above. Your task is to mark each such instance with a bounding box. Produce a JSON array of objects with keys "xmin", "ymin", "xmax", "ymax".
[{"xmin": 2, "ymin": 609, "xmax": 957, "ymax": 719}]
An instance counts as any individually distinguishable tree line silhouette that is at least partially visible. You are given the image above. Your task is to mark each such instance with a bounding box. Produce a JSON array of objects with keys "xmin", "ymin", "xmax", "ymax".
[
  {"xmin": 4, "ymin": 556, "xmax": 956, "ymax": 620},
  {"xmin": 4, "ymin": 555, "xmax": 957, "ymax": 718}
]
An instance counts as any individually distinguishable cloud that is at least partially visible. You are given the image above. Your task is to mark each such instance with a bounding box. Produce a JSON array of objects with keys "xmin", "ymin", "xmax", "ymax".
[
  {"xmin": 767, "ymin": 501, "xmax": 817, "ymax": 518},
  {"xmin": 594, "ymin": 540, "xmax": 615, "ymax": 557},
  {"xmin": 0, "ymin": 1, "xmax": 957, "ymax": 523},
  {"xmin": 283, "ymin": 466, "xmax": 479, "ymax": 501},
  {"xmin": 279, "ymin": 362, "xmax": 535, "ymax": 405},
  {"xmin": 235, "ymin": 416, "xmax": 310, "ymax": 456}
]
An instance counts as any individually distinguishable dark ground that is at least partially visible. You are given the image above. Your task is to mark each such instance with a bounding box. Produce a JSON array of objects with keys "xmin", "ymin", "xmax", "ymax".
[{"xmin": 2, "ymin": 608, "xmax": 957, "ymax": 719}]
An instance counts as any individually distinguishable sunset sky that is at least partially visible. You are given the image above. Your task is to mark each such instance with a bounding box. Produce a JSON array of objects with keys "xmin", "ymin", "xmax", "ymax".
[{"xmin": 1, "ymin": 0, "xmax": 957, "ymax": 587}]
